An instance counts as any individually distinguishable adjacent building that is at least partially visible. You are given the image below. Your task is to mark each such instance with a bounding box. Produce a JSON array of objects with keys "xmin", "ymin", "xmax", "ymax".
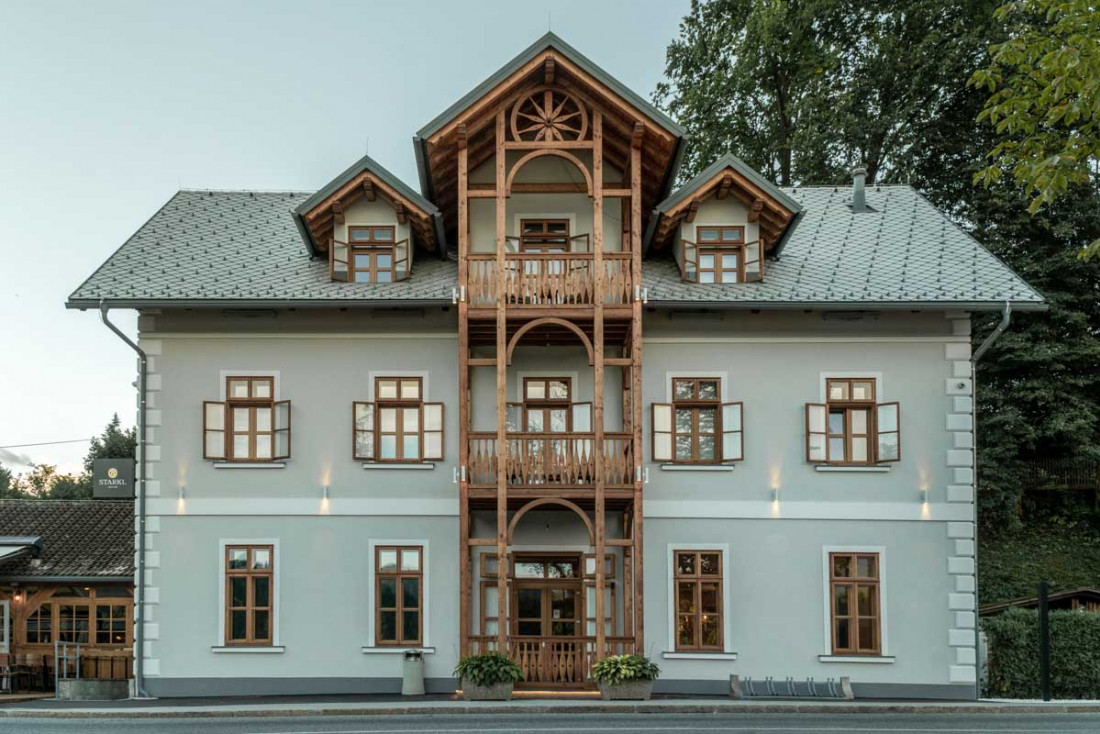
[{"xmin": 67, "ymin": 34, "xmax": 1044, "ymax": 699}]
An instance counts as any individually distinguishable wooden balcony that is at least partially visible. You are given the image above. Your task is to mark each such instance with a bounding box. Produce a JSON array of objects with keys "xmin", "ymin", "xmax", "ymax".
[
  {"xmin": 469, "ymin": 635, "xmax": 635, "ymax": 687},
  {"xmin": 467, "ymin": 432, "xmax": 634, "ymax": 492},
  {"xmin": 467, "ymin": 252, "xmax": 632, "ymax": 313}
]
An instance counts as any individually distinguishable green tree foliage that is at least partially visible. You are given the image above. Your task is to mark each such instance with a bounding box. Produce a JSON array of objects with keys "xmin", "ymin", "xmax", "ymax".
[
  {"xmin": 970, "ymin": 0, "xmax": 1100, "ymax": 258},
  {"xmin": 655, "ymin": 0, "xmax": 1100, "ymax": 526},
  {"xmin": 0, "ymin": 462, "xmax": 21, "ymax": 499},
  {"xmin": 83, "ymin": 414, "xmax": 137, "ymax": 476}
]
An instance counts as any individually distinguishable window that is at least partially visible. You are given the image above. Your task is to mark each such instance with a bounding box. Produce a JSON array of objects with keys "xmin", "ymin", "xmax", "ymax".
[
  {"xmin": 673, "ymin": 550, "xmax": 723, "ymax": 651},
  {"xmin": 680, "ymin": 226, "xmax": 763, "ymax": 283},
  {"xmin": 829, "ymin": 552, "xmax": 881, "ymax": 655},
  {"xmin": 331, "ymin": 226, "xmax": 410, "ymax": 283},
  {"xmin": 26, "ymin": 604, "xmax": 51, "ymax": 644},
  {"xmin": 375, "ymin": 546, "xmax": 423, "ymax": 646},
  {"xmin": 522, "ymin": 377, "xmax": 573, "ymax": 433},
  {"xmin": 652, "ymin": 378, "xmax": 743, "ymax": 464},
  {"xmin": 95, "ymin": 604, "xmax": 128, "ymax": 645},
  {"xmin": 225, "ymin": 545, "xmax": 274, "ymax": 646},
  {"xmin": 21, "ymin": 588, "xmax": 133, "ymax": 647},
  {"xmin": 57, "ymin": 604, "xmax": 90, "ymax": 643},
  {"xmin": 203, "ymin": 377, "xmax": 290, "ymax": 462},
  {"xmin": 519, "ymin": 219, "xmax": 570, "ymax": 252},
  {"xmin": 805, "ymin": 378, "xmax": 900, "ymax": 465},
  {"xmin": 353, "ymin": 377, "xmax": 443, "ymax": 462}
]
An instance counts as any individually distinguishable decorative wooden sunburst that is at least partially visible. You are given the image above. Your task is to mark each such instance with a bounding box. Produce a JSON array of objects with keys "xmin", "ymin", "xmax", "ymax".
[{"xmin": 510, "ymin": 89, "xmax": 588, "ymax": 142}]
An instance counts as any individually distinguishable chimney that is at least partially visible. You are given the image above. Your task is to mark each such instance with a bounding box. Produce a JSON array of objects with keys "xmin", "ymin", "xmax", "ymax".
[{"xmin": 851, "ymin": 166, "xmax": 867, "ymax": 212}]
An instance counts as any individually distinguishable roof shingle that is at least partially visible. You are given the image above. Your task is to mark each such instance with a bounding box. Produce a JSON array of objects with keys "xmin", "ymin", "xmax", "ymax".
[{"xmin": 0, "ymin": 500, "xmax": 134, "ymax": 580}]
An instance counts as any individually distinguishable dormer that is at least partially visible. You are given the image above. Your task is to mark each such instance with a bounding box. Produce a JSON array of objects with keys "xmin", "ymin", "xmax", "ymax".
[
  {"xmin": 293, "ymin": 155, "xmax": 446, "ymax": 283},
  {"xmin": 645, "ymin": 153, "xmax": 800, "ymax": 284}
]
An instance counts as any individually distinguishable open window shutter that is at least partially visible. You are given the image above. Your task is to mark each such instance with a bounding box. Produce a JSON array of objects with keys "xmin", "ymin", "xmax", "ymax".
[
  {"xmin": 720, "ymin": 401, "xmax": 744, "ymax": 463},
  {"xmin": 273, "ymin": 400, "xmax": 291, "ymax": 460},
  {"xmin": 203, "ymin": 401, "xmax": 226, "ymax": 460},
  {"xmin": 744, "ymin": 242, "xmax": 763, "ymax": 282},
  {"xmin": 652, "ymin": 403, "xmax": 673, "ymax": 462},
  {"xmin": 806, "ymin": 403, "xmax": 827, "ymax": 463},
  {"xmin": 394, "ymin": 239, "xmax": 410, "ymax": 281},
  {"xmin": 876, "ymin": 402, "xmax": 901, "ymax": 463},
  {"xmin": 353, "ymin": 401, "xmax": 375, "ymax": 461},
  {"xmin": 572, "ymin": 402, "xmax": 592, "ymax": 432},
  {"xmin": 506, "ymin": 402, "xmax": 522, "ymax": 432},
  {"xmin": 331, "ymin": 240, "xmax": 349, "ymax": 282},
  {"xmin": 423, "ymin": 402, "xmax": 444, "ymax": 461},
  {"xmin": 680, "ymin": 240, "xmax": 698, "ymax": 282}
]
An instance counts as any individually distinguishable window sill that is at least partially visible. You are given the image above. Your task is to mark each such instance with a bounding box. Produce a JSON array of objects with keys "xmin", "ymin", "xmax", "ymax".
[
  {"xmin": 213, "ymin": 462, "xmax": 286, "ymax": 470},
  {"xmin": 814, "ymin": 465, "xmax": 891, "ymax": 473},
  {"xmin": 362, "ymin": 462, "xmax": 436, "ymax": 471},
  {"xmin": 660, "ymin": 464, "xmax": 735, "ymax": 472},
  {"xmin": 211, "ymin": 646, "xmax": 285, "ymax": 654},
  {"xmin": 361, "ymin": 646, "xmax": 436, "ymax": 655},
  {"xmin": 817, "ymin": 654, "xmax": 895, "ymax": 664},
  {"xmin": 661, "ymin": 651, "xmax": 738, "ymax": 661}
]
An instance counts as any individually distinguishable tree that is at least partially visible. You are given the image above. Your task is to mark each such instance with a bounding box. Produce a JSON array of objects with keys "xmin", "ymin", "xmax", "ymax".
[
  {"xmin": 83, "ymin": 413, "xmax": 137, "ymax": 475},
  {"xmin": 0, "ymin": 462, "xmax": 26, "ymax": 499},
  {"xmin": 970, "ymin": 0, "xmax": 1100, "ymax": 258}
]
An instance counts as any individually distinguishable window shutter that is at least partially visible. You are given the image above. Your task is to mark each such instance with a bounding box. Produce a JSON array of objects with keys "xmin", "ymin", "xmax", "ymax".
[
  {"xmin": 395, "ymin": 239, "xmax": 411, "ymax": 281},
  {"xmin": 744, "ymin": 242, "xmax": 763, "ymax": 282},
  {"xmin": 353, "ymin": 401, "xmax": 375, "ymax": 461},
  {"xmin": 876, "ymin": 402, "xmax": 901, "ymax": 463},
  {"xmin": 423, "ymin": 402, "xmax": 444, "ymax": 461},
  {"xmin": 680, "ymin": 240, "xmax": 699, "ymax": 283},
  {"xmin": 806, "ymin": 403, "xmax": 827, "ymax": 463},
  {"xmin": 331, "ymin": 240, "xmax": 349, "ymax": 282},
  {"xmin": 720, "ymin": 401, "xmax": 744, "ymax": 463},
  {"xmin": 506, "ymin": 402, "xmax": 522, "ymax": 432},
  {"xmin": 572, "ymin": 402, "xmax": 592, "ymax": 432},
  {"xmin": 652, "ymin": 403, "xmax": 673, "ymax": 462},
  {"xmin": 203, "ymin": 401, "xmax": 227, "ymax": 460},
  {"xmin": 273, "ymin": 400, "xmax": 291, "ymax": 460}
]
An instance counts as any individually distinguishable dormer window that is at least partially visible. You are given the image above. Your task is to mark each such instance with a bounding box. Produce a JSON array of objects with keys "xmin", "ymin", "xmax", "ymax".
[
  {"xmin": 679, "ymin": 226, "xmax": 763, "ymax": 284},
  {"xmin": 330, "ymin": 226, "xmax": 411, "ymax": 284}
]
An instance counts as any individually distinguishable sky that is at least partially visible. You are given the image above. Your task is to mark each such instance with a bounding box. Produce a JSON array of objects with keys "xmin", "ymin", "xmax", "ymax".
[{"xmin": 0, "ymin": 0, "xmax": 691, "ymax": 475}]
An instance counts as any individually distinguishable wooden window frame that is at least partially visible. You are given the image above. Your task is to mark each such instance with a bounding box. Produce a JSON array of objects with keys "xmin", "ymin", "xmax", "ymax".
[
  {"xmin": 829, "ymin": 552, "xmax": 881, "ymax": 655},
  {"xmin": 519, "ymin": 218, "xmax": 570, "ymax": 252},
  {"xmin": 224, "ymin": 544, "xmax": 274, "ymax": 647},
  {"xmin": 347, "ymin": 225, "xmax": 397, "ymax": 284},
  {"xmin": 693, "ymin": 225, "xmax": 763, "ymax": 284},
  {"xmin": 375, "ymin": 545, "xmax": 424, "ymax": 647},
  {"xmin": 671, "ymin": 377, "xmax": 721, "ymax": 465},
  {"xmin": 353, "ymin": 378, "xmax": 443, "ymax": 463},
  {"xmin": 21, "ymin": 588, "xmax": 134, "ymax": 648},
  {"xmin": 806, "ymin": 379, "xmax": 900, "ymax": 466},
  {"xmin": 522, "ymin": 376, "xmax": 573, "ymax": 433},
  {"xmin": 672, "ymin": 549, "xmax": 724, "ymax": 652},
  {"xmin": 210, "ymin": 377, "xmax": 290, "ymax": 463}
]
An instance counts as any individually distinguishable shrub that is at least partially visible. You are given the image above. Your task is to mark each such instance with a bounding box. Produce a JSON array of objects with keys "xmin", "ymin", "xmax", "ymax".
[
  {"xmin": 453, "ymin": 652, "xmax": 524, "ymax": 687},
  {"xmin": 984, "ymin": 607, "xmax": 1100, "ymax": 699},
  {"xmin": 591, "ymin": 654, "xmax": 660, "ymax": 685}
]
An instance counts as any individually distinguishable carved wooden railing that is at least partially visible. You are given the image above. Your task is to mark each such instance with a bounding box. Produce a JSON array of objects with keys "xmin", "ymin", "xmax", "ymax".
[
  {"xmin": 469, "ymin": 635, "xmax": 635, "ymax": 686},
  {"xmin": 467, "ymin": 432, "xmax": 633, "ymax": 489},
  {"xmin": 467, "ymin": 252, "xmax": 632, "ymax": 308}
]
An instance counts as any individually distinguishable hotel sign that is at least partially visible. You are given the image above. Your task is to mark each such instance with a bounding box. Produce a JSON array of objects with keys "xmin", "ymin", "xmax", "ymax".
[{"xmin": 93, "ymin": 459, "xmax": 134, "ymax": 499}]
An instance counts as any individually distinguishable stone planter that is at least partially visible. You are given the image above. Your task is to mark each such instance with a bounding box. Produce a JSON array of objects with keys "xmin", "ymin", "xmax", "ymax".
[
  {"xmin": 598, "ymin": 678, "xmax": 654, "ymax": 700},
  {"xmin": 56, "ymin": 678, "xmax": 129, "ymax": 701},
  {"xmin": 460, "ymin": 678, "xmax": 514, "ymax": 701}
]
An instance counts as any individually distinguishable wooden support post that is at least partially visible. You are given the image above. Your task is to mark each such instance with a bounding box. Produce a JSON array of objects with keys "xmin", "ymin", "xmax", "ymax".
[
  {"xmin": 630, "ymin": 123, "xmax": 645, "ymax": 652},
  {"xmin": 457, "ymin": 125, "xmax": 471, "ymax": 657},
  {"xmin": 494, "ymin": 110, "xmax": 508, "ymax": 655},
  {"xmin": 593, "ymin": 111, "xmax": 607, "ymax": 658}
]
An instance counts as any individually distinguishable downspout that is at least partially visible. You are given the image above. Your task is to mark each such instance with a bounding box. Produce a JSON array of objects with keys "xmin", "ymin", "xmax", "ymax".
[
  {"xmin": 99, "ymin": 301, "xmax": 149, "ymax": 699},
  {"xmin": 969, "ymin": 300, "xmax": 1011, "ymax": 700}
]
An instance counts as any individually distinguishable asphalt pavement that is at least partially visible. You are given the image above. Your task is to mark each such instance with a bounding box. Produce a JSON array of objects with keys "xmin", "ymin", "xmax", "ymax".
[{"xmin": 3, "ymin": 713, "xmax": 1100, "ymax": 734}]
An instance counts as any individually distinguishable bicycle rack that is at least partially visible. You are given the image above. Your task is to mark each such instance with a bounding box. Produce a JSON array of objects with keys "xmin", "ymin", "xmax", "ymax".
[{"xmin": 732, "ymin": 674, "xmax": 853, "ymax": 699}]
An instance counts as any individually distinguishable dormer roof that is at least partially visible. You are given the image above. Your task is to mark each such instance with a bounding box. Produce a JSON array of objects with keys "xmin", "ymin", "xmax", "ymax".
[
  {"xmin": 645, "ymin": 153, "xmax": 802, "ymax": 253},
  {"xmin": 294, "ymin": 154, "xmax": 445, "ymax": 258}
]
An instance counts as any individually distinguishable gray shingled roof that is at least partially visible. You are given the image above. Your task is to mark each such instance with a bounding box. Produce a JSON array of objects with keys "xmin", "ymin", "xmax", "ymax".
[
  {"xmin": 0, "ymin": 500, "xmax": 134, "ymax": 580},
  {"xmin": 644, "ymin": 185, "xmax": 1045, "ymax": 310},
  {"xmin": 67, "ymin": 190, "xmax": 457, "ymax": 309},
  {"xmin": 69, "ymin": 184, "xmax": 1042, "ymax": 311}
]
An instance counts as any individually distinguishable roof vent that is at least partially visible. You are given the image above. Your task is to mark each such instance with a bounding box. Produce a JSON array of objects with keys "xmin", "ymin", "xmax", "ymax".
[{"xmin": 851, "ymin": 167, "xmax": 868, "ymax": 212}]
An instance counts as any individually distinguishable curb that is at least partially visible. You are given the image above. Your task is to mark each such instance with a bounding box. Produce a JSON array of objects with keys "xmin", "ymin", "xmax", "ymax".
[{"xmin": 4, "ymin": 702, "xmax": 1100, "ymax": 718}]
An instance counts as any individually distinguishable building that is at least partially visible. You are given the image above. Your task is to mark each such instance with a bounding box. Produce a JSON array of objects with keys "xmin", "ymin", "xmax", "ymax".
[
  {"xmin": 67, "ymin": 34, "xmax": 1044, "ymax": 699},
  {"xmin": 0, "ymin": 499, "xmax": 135, "ymax": 683},
  {"xmin": 980, "ymin": 588, "xmax": 1100, "ymax": 617}
]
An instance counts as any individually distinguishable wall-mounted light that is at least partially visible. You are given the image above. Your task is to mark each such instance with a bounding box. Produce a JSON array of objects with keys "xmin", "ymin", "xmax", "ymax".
[
  {"xmin": 178, "ymin": 485, "xmax": 186, "ymax": 501},
  {"xmin": 322, "ymin": 485, "xmax": 330, "ymax": 501},
  {"xmin": 770, "ymin": 487, "xmax": 780, "ymax": 503},
  {"xmin": 919, "ymin": 487, "xmax": 929, "ymax": 504}
]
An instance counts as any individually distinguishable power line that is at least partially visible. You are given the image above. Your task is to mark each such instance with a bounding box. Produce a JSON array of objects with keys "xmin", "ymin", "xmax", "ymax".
[{"xmin": 0, "ymin": 439, "xmax": 92, "ymax": 449}]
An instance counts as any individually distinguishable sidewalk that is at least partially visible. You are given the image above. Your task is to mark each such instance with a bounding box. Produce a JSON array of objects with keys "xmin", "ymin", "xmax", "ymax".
[{"xmin": 3, "ymin": 693, "xmax": 1100, "ymax": 718}]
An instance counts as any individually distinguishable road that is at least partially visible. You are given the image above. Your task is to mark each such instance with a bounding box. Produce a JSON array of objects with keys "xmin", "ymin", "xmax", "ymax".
[{"xmin": 1, "ymin": 713, "xmax": 1099, "ymax": 734}]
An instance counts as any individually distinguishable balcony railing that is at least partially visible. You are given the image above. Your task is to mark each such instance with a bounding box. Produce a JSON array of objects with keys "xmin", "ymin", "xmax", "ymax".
[
  {"xmin": 467, "ymin": 252, "xmax": 632, "ymax": 308},
  {"xmin": 467, "ymin": 432, "xmax": 634, "ymax": 489},
  {"xmin": 469, "ymin": 635, "xmax": 635, "ymax": 686}
]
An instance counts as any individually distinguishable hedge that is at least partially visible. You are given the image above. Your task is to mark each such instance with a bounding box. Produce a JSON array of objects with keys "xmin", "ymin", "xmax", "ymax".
[{"xmin": 983, "ymin": 607, "xmax": 1100, "ymax": 699}]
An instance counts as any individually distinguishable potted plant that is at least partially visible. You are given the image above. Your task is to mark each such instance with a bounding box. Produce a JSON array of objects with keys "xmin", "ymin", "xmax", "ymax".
[
  {"xmin": 454, "ymin": 652, "xmax": 524, "ymax": 701},
  {"xmin": 591, "ymin": 654, "xmax": 660, "ymax": 700}
]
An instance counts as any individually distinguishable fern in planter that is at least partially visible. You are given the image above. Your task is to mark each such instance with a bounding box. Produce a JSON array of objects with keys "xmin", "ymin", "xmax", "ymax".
[
  {"xmin": 454, "ymin": 652, "xmax": 524, "ymax": 687},
  {"xmin": 591, "ymin": 654, "xmax": 660, "ymax": 685}
]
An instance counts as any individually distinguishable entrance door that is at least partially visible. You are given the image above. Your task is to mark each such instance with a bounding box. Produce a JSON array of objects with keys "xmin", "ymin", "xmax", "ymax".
[{"xmin": 510, "ymin": 555, "xmax": 586, "ymax": 686}]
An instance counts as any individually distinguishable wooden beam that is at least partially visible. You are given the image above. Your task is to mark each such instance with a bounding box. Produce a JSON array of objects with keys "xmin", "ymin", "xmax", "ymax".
[
  {"xmin": 631, "ymin": 122, "xmax": 645, "ymax": 150},
  {"xmin": 544, "ymin": 55, "xmax": 556, "ymax": 85},
  {"xmin": 685, "ymin": 199, "xmax": 700, "ymax": 223},
  {"xmin": 331, "ymin": 199, "xmax": 344, "ymax": 225},
  {"xmin": 494, "ymin": 109, "xmax": 508, "ymax": 656},
  {"xmin": 748, "ymin": 198, "xmax": 764, "ymax": 223},
  {"xmin": 717, "ymin": 173, "xmax": 733, "ymax": 200},
  {"xmin": 630, "ymin": 134, "xmax": 645, "ymax": 652},
  {"xmin": 592, "ymin": 110, "xmax": 607, "ymax": 659},
  {"xmin": 395, "ymin": 202, "xmax": 407, "ymax": 225},
  {"xmin": 456, "ymin": 123, "xmax": 468, "ymax": 151},
  {"xmin": 457, "ymin": 114, "xmax": 471, "ymax": 658},
  {"xmin": 363, "ymin": 178, "xmax": 376, "ymax": 202}
]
